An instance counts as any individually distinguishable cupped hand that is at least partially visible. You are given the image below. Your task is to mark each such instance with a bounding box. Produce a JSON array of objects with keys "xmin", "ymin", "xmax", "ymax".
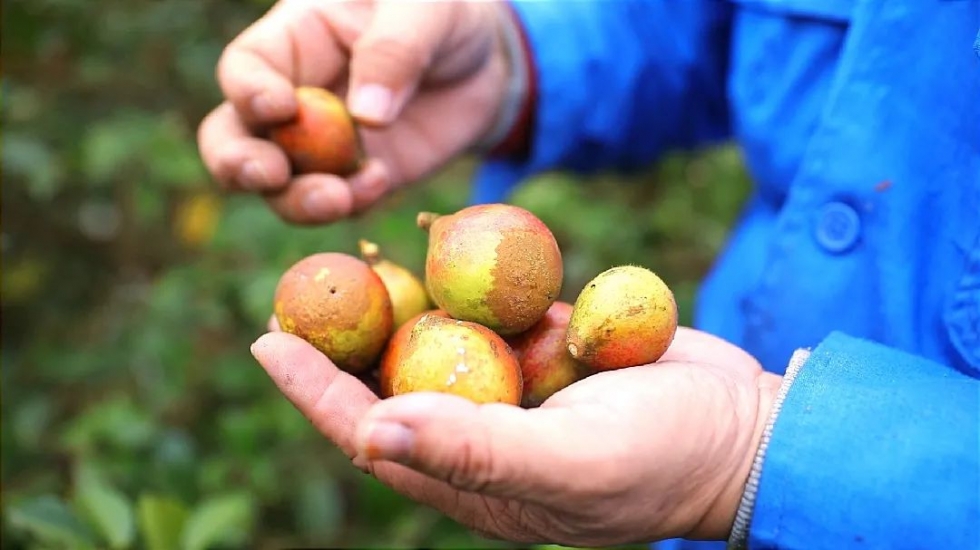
[
  {"xmin": 250, "ymin": 325, "xmax": 782, "ymax": 547},
  {"xmin": 198, "ymin": 0, "xmax": 512, "ymax": 225}
]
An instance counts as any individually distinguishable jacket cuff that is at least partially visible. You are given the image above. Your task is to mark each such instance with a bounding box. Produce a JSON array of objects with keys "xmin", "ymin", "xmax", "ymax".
[
  {"xmin": 469, "ymin": 0, "xmax": 536, "ymax": 158},
  {"xmin": 726, "ymin": 348, "xmax": 811, "ymax": 550},
  {"xmin": 742, "ymin": 332, "xmax": 980, "ymax": 549}
]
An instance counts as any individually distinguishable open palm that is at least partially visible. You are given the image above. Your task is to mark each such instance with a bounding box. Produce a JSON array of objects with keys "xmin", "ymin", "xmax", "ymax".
[{"xmin": 251, "ymin": 326, "xmax": 780, "ymax": 547}]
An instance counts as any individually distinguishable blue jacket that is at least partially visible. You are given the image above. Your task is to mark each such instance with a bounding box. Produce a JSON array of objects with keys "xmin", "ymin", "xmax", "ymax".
[{"xmin": 471, "ymin": 1, "xmax": 980, "ymax": 549}]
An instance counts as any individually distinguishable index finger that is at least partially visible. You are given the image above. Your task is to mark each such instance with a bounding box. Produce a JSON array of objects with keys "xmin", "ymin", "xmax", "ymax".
[
  {"xmin": 197, "ymin": 102, "xmax": 292, "ymax": 191},
  {"xmin": 217, "ymin": 1, "xmax": 351, "ymax": 126},
  {"xmin": 249, "ymin": 331, "xmax": 493, "ymax": 521},
  {"xmin": 250, "ymin": 331, "xmax": 379, "ymax": 453}
]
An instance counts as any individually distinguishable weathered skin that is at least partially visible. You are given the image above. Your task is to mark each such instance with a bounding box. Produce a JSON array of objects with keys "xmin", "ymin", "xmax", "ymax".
[
  {"xmin": 378, "ymin": 309, "xmax": 450, "ymax": 398},
  {"xmin": 359, "ymin": 239, "xmax": 432, "ymax": 328},
  {"xmin": 565, "ymin": 265, "xmax": 678, "ymax": 370},
  {"xmin": 274, "ymin": 252, "xmax": 393, "ymax": 374},
  {"xmin": 504, "ymin": 301, "xmax": 594, "ymax": 408},
  {"xmin": 418, "ymin": 204, "xmax": 563, "ymax": 336},
  {"xmin": 382, "ymin": 313, "xmax": 523, "ymax": 405},
  {"xmin": 268, "ymin": 86, "xmax": 364, "ymax": 176}
]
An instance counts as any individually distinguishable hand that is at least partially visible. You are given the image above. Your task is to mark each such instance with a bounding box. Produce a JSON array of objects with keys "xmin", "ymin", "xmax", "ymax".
[
  {"xmin": 250, "ymin": 325, "xmax": 782, "ymax": 546},
  {"xmin": 198, "ymin": 0, "xmax": 513, "ymax": 225}
]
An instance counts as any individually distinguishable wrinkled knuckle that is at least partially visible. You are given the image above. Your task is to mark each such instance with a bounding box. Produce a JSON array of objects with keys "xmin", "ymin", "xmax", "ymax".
[
  {"xmin": 214, "ymin": 45, "xmax": 233, "ymax": 85},
  {"xmin": 215, "ymin": 156, "xmax": 244, "ymax": 188},
  {"xmin": 468, "ymin": 521, "xmax": 507, "ymax": 542},
  {"xmin": 354, "ymin": 36, "xmax": 429, "ymax": 80},
  {"xmin": 197, "ymin": 110, "xmax": 231, "ymax": 166},
  {"xmin": 280, "ymin": 210, "xmax": 319, "ymax": 226},
  {"xmin": 215, "ymin": 45, "xmax": 245, "ymax": 92},
  {"xmin": 351, "ymin": 184, "xmax": 389, "ymax": 214},
  {"xmin": 218, "ymin": 43, "xmax": 274, "ymax": 100},
  {"xmin": 309, "ymin": 371, "xmax": 358, "ymax": 453},
  {"xmin": 202, "ymin": 155, "xmax": 239, "ymax": 191},
  {"xmin": 266, "ymin": 198, "xmax": 310, "ymax": 226},
  {"xmin": 444, "ymin": 436, "xmax": 496, "ymax": 492},
  {"xmin": 468, "ymin": 502, "xmax": 539, "ymax": 543},
  {"xmin": 472, "ymin": 521, "xmax": 539, "ymax": 545},
  {"xmin": 597, "ymin": 459, "xmax": 631, "ymax": 491},
  {"xmin": 573, "ymin": 454, "xmax": 630, "ymax": 500},
  {"xmin": 196, "ymin": 108, "xmax": 216, "ymax": 144}
]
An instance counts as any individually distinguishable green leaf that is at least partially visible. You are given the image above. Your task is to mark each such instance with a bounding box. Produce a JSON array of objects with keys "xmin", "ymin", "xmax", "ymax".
[
  {"xmin": 145, "ymin": 113, "xmax": 209, "ymax": 188},
  {"xmin": 5, "ymin": 494, "xmax": 98, "ymax": 548},
  {"xmin": 217, "ymin": 407, "xmax": 268, "ymax": 455},
  {"xmin": 60, "ymin": 394, "xmax": 158, "ymax": 452},
  {"xmin": 180, "ymin": 491, "xmax": 255, "ymax": 550},
  {"xmin": 354, "ymin": 475, "xmax": 414, "ymax": 527},
  {"xmin": 138, "ymin": 494, "xmax": 189, "ymax": 550},
  {"xmin": 80, "ymin": 111, "xmax": 150, "ymax": 186},
  {"xmin": 385, "ymin": 506, "xmax": 443, "ymax": 548},
  {"xmin": 11, "ymin": 396, "xmax": 54, "ymax": 451},
  {"xmin": 133, "ymin": 182, "xmax": 167, "ymax": 227},
  {"xmin": 72, "ymin": 461, "xmax": 136, "ymax": 549},
  {"xmin": 295, "ymin": 473, "xmax": 344, "ymax": 541},
  {"xmin": 1, "ymin": 132, "xmax": 64, "ymax": 200},
  {"xmin": 210, "ymin": 352, "xmax": 267, "ymax": 399},
  {"xmin": 238, "ymin": 267, "xmax": 281, "ymax": 328}
]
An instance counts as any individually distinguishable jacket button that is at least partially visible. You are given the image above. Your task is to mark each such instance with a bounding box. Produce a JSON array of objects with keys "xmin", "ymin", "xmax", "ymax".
[{"xmin": 815, "ymin": 201, "xmax": 861, "ymax": 253}]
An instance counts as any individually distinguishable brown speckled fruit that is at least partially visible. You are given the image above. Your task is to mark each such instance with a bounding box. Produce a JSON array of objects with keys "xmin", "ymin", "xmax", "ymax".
[
  {"xmin": 274, "ymin": 252, "xmax": 393, "ymax": 373},
  {"xmin": 268, "ymin": 87, "xmax": 364, "ymax": 176},
  {"xmin": 382, "ymin": 313, "xmax": 523, "ymax": 405},
  {"xmin": 417, "ymin": 204, "xmax": 563, "ymax": 336},
  {"xmin": 566, "ymin": 265, "xmax": 678, "ymax": 371},
  {"xmin": 505, "ymin": 301, "xmax": 594, "ymax": 408},
  {"xmin": 358, "ymin": 239, "xmax": 432, "ymax": 328}
]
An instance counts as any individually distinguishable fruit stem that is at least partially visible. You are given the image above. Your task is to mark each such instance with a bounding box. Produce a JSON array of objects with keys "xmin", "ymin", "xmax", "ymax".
[
  {"xmin": 416, "ymin": 212, "xmax": 441, "ymax": 232},
  {"xmin": 358, "ymin": 239, "xmax": 382, "ymax": 265}
]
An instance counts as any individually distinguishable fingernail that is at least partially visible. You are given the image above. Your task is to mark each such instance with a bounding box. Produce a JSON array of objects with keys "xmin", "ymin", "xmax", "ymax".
[
  {"xmin": 238, "ymin": 160, "xmax": 268, "ymax": 190},
  {"xmin": 349, "ymin": 162, "xmax": 391, "ymax": 212},
  {"xmin": 249, "ymin": 338, "xmax": 263, "ymax": 359},
  {"xmin": 301, "ymin": 188, "xmax": 339, "ymax": 220},
  {"xmin": 349, "ymin": 84, "xmax": 393, "ymax": 124},
  {"xmin": 360, "ymin": 421, "xmax": 414, "ymax": 462}
]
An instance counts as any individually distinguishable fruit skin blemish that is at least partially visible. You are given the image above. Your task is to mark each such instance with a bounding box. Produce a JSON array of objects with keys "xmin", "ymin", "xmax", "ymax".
[
  {"xmin": 274, "ymin": 252, "xmax": 393, "ymax": 374},
  {"xmin": 268, "ymin": 201, "xmax": 680, "ymax": 408},
  {"xmin": 380, "ymin": 314, "xmax": 523, "ymax": 406},
  {"xmin": 418, "ymin": 204, "xmax": 563, "ymax": 336}
]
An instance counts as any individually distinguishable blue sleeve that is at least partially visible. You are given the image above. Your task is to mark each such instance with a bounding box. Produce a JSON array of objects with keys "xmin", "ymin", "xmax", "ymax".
[
  {"xmin": 471, "ymin": 0, "xmax": 735, "ymax": 204},
  {"xmin": 747, "ymin": 332, "xmax": 980, "ymax": 549}
]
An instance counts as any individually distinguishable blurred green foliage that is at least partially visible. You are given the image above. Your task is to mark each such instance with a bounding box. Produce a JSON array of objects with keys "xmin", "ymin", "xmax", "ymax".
[{"xmin": 1, "ymin": 0, "xmax": 752, "ymax": 548}]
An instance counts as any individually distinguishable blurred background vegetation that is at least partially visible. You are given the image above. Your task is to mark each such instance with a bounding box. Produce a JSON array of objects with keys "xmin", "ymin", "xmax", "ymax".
[{"xmin": 1, "ymin": 0, "xmax": 752, "ymax": 548}]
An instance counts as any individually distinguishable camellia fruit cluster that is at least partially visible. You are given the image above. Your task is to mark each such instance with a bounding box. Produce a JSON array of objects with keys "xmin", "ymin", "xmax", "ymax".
[
  {"xmin": 266, "ymin": 88, "xmax": 678, "ymax": 408},
  {"xmin": 272, "ymin": 204, "xmax": 679, "ymax": 409}
]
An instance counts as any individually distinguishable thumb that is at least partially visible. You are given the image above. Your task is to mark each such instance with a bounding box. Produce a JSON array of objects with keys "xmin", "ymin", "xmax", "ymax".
[
  {"xmin": 353, "ymin": 392, "xmax": 594, "ymax": 501},
  {"xmin": 346, "ymin": 1, "xmax": 454, "ymax": 126}
]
